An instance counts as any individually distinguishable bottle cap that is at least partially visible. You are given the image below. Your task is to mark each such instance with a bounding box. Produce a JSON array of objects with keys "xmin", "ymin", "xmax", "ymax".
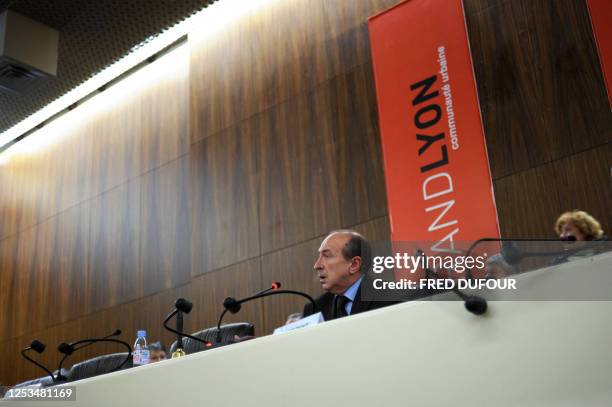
[{"xmin": 137, "ymin": 330, "xmax": 146, "ymax": 338}]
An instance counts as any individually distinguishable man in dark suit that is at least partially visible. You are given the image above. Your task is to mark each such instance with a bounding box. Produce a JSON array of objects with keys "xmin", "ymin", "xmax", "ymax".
[{"xmin": 302, "ymin": 230, "xmax": 398, "ymax": 321}]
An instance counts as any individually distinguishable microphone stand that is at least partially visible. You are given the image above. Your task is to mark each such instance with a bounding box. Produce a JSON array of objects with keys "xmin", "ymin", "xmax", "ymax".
[
  {"xmin": 57, "ymin": 336, "xmax": 132, "ymax": 380},
  {"xmin": 20, "ymin": 343, "xmax": 56, "ymax": 383},
  {"xmin": 163, "ymin": 310, "xmax": 212, "ymax": 348},
  {"xmin": 465, "ymin": 237, "xmax": 593, "ymax": 279},
  {"xmin": 217, "ymin": 290, "xmax": 316, "ymax": 342},
  {"xmin": 415, "ymin": 249, "xmax": 487, "ymax": 315}
]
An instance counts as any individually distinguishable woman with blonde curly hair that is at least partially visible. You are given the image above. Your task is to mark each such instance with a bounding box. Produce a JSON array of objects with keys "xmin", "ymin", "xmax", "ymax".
[{"xmin": 554, "ymin": 210, "xmax": 604, "ymax": 242}]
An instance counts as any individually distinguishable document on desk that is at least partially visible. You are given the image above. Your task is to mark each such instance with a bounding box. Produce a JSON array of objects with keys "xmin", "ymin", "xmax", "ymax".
[{"xmin": 273, "ymin": 312, "xmax": 324, "ymax": 335}]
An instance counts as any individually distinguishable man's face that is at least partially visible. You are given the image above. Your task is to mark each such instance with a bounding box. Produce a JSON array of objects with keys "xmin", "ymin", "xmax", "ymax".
[{"xmin": 313, "ymin": 233, "xmax": 360, "ymax": 295}]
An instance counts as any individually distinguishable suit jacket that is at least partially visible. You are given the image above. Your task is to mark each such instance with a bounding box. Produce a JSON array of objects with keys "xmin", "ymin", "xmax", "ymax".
[{"xmin": 302, "ymin": 279, "xmax": 399, "ymax": 321}]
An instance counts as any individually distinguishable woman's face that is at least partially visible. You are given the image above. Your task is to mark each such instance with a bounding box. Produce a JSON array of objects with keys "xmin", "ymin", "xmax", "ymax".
[{"xmin": 559, "ymin": 222, "xmax": 586, "ymax": 241}]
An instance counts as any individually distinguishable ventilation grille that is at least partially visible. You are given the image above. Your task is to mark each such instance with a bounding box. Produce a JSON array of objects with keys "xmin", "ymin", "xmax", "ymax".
[{"xmin": 0, "ymin": 59, "xmax": 47, "ymax": 93}]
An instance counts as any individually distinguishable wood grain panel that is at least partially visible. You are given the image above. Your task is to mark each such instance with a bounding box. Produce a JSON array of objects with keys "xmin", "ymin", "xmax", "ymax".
[
  {"xmin": 0, "ymin": 166, "xmax": 19, "ymax": 240},
  {"xmin": 0, "ymin": 110, "xmax": 94, "ymax": 241},
  {"xmin": 465, "ymin": 0, "xmax": 610, "ymax": 179},
  {"xmin": 88, "ymin": 179, "xmax": 141, "ymax": 312},
  {"xmin": 494, "ymin": 144, "xmax": 611, "ymax": 239},
  {"xmin": 189, "ymin": 0, "xmax": 398, "ymax": 142},
  {"xmin": 43, "ymin": 201, "xmax": 91, "ymax": 328},
  {"xmin": 331, "ymin": 63, "xmax": 388, "ymax": 227},
  {"xmin": 0, "ymin": 337, "xmax": 19, "ymax": 386},
  {"xmin": 190, "ymin": 0, "xmax": 329, "ymax": 141},
  {"xmin": 88, "ymin": 100, "xmax": 142, "ymax": 196},
  {"xmin": 351, "ymin": 216, "xmax": 391, "ymax": 242},
  {"xmin": 493, "ymin": 163, "xmax": 561, "ymax": 238},
  {"xmin": 9, "ymin": 219, "xmax": 54, "ymax": 339},
  {"xmin": 0, "ymin": 235, "xmax": 17, "ymax": 338},
  {"xmin": 190, "ymin": 259, "xmax": 264, "ymax": 336},
  {"xmin": 140, "ymin": 157, "xmax": 191, "ymax": 296},
  {"xmin": 138, "ymin": 44, "xmax": 190, "ymax": 173},
  {"xmin": 189, "ymin": 124, "xmax": 259, "ymax": 276},
  {"xmin": 322, "ymin": 0, "xmax": 398, "ymax": 74},
  {"xmin": 260, "ymin": 237, "xmax": 322, "ymax": 334},
  {"xmin": 257, "ymin": 77, "xmax": 342, "ymax": 254}
]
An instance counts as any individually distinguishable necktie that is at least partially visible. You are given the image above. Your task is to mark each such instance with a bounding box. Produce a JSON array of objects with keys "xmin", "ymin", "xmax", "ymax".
[{"xmin": 333, "ymin": 295, "xmax": 350, "ymax": 319}]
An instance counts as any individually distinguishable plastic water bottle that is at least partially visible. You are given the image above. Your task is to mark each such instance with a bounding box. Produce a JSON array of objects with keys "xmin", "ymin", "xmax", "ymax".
[{"xmin": 133, "ymin": 330, "xmax": 149, "ymax": 366}]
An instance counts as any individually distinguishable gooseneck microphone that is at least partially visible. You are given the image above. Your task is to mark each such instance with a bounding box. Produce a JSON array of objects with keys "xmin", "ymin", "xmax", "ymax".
[
  {"xmin": 56, "ymin": 330, "xmax": 131, "ymax": 379},
  {"xmin": 21, "ymin": 340, "xmax": 56, "ymax": 383},
  {"xmin": 216, "ymin": 282, "xmax": 315, "ymax": 343},
  {"xmin": 175, "ymin": 310, "xmax": 185, "ymax": 357},
  {"xmin": 163, "ymin": 298, "xmax": 213, "ymax": 354},
  {"xmin": 465, "ymin": 237, "xmax": 584, "ymax": 267},
  {"xmin": 415, "ymin": 250, "xmax": 487, "ymax": 316}
]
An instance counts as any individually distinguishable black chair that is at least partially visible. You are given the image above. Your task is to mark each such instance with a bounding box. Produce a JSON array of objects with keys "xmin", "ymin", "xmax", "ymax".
[
  {"xmin": 11, "ymin": 375, "xmax": 54, "ymax": 389},
  {"xmin": 10, "ymin": 369, "xmax": 69, "ymax": 389},
  {"xmin": 67, "ymin": 352, "xmax": 132, "ymax": 382},
  {"xmin": 168, "ymin": 323, "xmax": 254, "ymax": 355}
]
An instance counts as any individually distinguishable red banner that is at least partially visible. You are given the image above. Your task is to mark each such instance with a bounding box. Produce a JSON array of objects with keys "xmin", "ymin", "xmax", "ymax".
[
  {"xmin": 368, "ymin": 0, "xmax": 499, "ymax": 254},
  {"xmin": 587, "ymin": 0, "xmax": 612, "ymax": 108}
]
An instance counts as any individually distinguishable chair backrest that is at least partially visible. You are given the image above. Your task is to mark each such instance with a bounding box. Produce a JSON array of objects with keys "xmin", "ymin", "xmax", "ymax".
[
  {"xmin": 11, "ymin": 375, "xmax": 54, "ymax": 389},
  {"xmin": 67, "ymin": 352, "xmax": 132, "ymax": 382},
  {"xmin": 11, "ymin": 369, "xmax": 69, "ymax": 389},
  {"xmin": 169, "ymin": 322, "xmax": 254, "ymax": 355}
]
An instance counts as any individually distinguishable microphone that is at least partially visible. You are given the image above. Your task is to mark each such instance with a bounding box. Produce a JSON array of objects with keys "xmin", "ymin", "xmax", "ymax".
[
  {"xmin": 58, "ymin": 329, "xmax": 121, "ymax": 356},
  {"xmin": 216, "ymin": 282, "xmax": 315, "ymax": 343},
  {"xmin": 415, "ymin": 249, "xmax": 487, "ymax": 316},
  {"xmin": 21, "ymin": 340, "xmax": 56, "ymax": 383},
  {"xmin": 163, "ymin": 298, "xmax": 213, "ymax": 355},
  {"xmin": 466, "ymin": 237, "xmax": 591, "ymax": 268},
  {"xmin": 174, "ymin": 311, "xmax": 185, "ymax": 358},
  {"xmin": 56, "ymin": 330, "xmax": 131, "ymax": 379},
  {"xmin": 222, "ymin": 282, "xmax": 282, "ymax": 314}
]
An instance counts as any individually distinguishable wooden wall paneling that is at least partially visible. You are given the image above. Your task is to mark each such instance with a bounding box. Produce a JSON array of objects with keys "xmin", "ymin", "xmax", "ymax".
[
  {"xmin": 550, "ymin": 144, "xmax": 612, "ymax": 236},
  {"xmin": 0, "ymin": 337, "xmax": 19, "ymax": 385},
  {"xmin": 189, "ymin": 125, "xmax": 259, "ymax": 276},
  {"xmin": 140, "ymin": 156, "xmax": 191, "ymax": 296},
  {"xmin": 88, "ymin": 91, "xmax": 142, "ymax": 196},
  {"xmin": 321, "ymin": 0, "xmax": 399, "ymax": 75},
  {"xmin": 29, "ymin": 149, "xmax": 58, "ymax": 228},
  {"xmin": 190, "ymin": 0, "xmax": 331, "ymax": 142},
  {"xmin": 0, "ymin": 107, "xmax": 94, "ymax": 242},
  {"xmin": 494, "ymin": 144, "xmax": 611, "ymax": 239},
  {"xmin": 0, "ymin": 235, "xmax": 17, "ymax": 339},
  {"xmin": 493, "ymin": 163, "xmax": 562, "ymax": 238},
  {"xmin": 534, "ymin": 0, "xmax": 610, "ymax": 158},
  {"xmin": 331, "ymin": 63, "xmax": 388, "ymax": 227},
  {"xmin": 260, "ymin": 237, "xmax": 323, "ymax": 335},
  {"xmin": 139, "ymin": 44, "xmax": 190, "ymax": 174},
  {"xmin": 351, "ymin": 216, "xmax": 391, "ymax": 242},
  {"xmin": 465, "ymin": 0, "xmax": 554, "ymax": 179},
  {"xmin": 466, "ymin": 0, "xmax": 610, "ymax": 180},
  {"xmin": 52, "ymin": 118, "xmax": 94, "ymax": 216},
  {"xmin": 190, "ymin": 259, "xmax": 264, "ymax": 336},
  {"xmin": 88, "ymin": 178, "xmax": 141, "ymax": 313},
  {"xmin": 257, "ymin": 80, "xmax": 342, "ymax": 254},
  {"xmin": 0, "ymin": 165, "xmax": 19, "ymax": 240},
  {"xmin": 10, "ymin": 221, "xmax": 52, "ymax": 338},
  {"xmin": 9, "ymin": 159, "xmax": 42, "ymax": 238},
  {"xmin": 48, "ymin": 201, "xmax": 91, "ymax": 326}
]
